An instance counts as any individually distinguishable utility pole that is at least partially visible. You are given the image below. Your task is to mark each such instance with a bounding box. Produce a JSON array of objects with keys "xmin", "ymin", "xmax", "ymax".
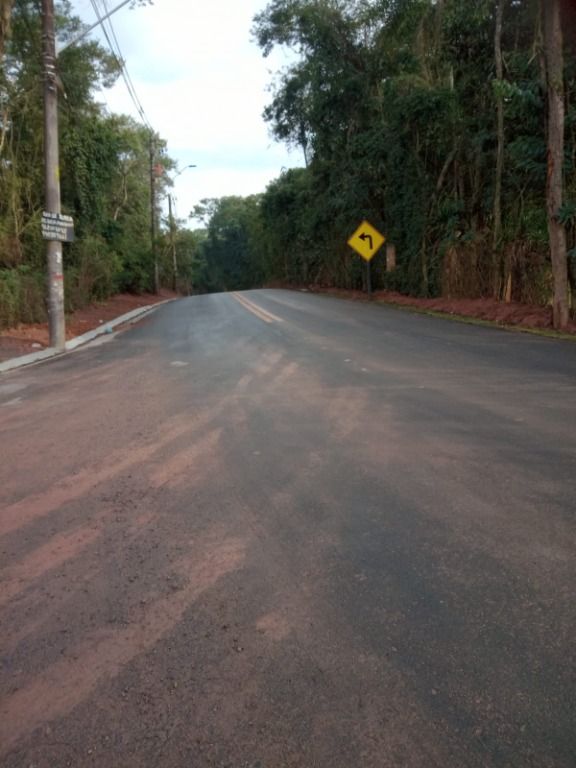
[
  {"xmin": 42, "ymin": 0, "xmax": 65, "ymax": 349},
  {"xmin": 39, "ymin": 0, "xmax": 149, "ymax": 336},
  {"xmin": 166, "ymin": 165, "xmax": 195, "ymax": 294},
  {"xmin": 149, "ymin": 135, "xmax": 159, "ymax": 294},
  {"xmin": 168, "ymin": 194, "xmax": 178, "ymax": 292}
]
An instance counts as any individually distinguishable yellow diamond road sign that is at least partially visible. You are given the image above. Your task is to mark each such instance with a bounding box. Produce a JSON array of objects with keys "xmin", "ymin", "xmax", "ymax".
[{"xmin": 348, "ymin": 220, "xmax": 385, "ymax": 262}]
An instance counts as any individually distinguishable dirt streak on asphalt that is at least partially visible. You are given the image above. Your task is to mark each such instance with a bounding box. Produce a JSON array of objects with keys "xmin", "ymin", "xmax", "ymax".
[
  {"xmin": 0, "ymin": 521, "xmax": 104, "ymax": 608},
  {"xmin": 1, "ymin": 291, "xmax": 575, "ymax": 767},
  {"xmin": 0, "ymin": 534, "xmax": 247, "ymax": 755}
]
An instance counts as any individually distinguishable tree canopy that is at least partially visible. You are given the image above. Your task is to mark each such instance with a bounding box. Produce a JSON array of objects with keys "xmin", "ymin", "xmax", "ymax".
[
  {"xmin": 2, "ymin": 0, "xmax": 575, "ymax": 330},
  {"xmin": 0, "ymin": 0, "xmax": 183, "ymax": 328},
  {"xmin": 197, "ymin": 0, "xmax": 575, "ymax": 328}
]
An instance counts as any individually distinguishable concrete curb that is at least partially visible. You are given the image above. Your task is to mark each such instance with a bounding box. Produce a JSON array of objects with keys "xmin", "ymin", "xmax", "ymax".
[{"xmin": 0, "ymin": 299, "xmax": 173, "ymax": 374}]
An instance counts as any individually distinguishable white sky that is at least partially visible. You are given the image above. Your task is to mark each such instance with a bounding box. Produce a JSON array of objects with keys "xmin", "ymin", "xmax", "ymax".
[{"xmin": 69, "ymin": 0, "xmax": 302, "ymax": 225}]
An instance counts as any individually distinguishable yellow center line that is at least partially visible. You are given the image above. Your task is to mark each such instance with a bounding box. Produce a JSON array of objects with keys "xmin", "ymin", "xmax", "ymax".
[{"xmin": 231, "ymin": 293, "xmax": 284, "ymax": 324}]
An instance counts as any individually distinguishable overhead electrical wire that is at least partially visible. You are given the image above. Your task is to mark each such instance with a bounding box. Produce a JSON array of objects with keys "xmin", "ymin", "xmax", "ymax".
[
  {"xmin": 97, "ymin": 0, "xmax": 151, "ymax": 128},
  {"xmin": 91, "ymin": 0, "xmax": 151, "ymax": 129},
  {"xmin": 91, "ymin": 0, "xmax": 152, "ymax": 130},
  {"xmin": 88, "ymin": 0, "xmax": 154, "ymax": 133}
]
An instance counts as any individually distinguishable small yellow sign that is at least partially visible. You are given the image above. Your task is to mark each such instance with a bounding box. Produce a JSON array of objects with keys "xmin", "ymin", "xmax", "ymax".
[{"xmin": 347, "ymin": 220, "xmax": 385, "ymax": 262}]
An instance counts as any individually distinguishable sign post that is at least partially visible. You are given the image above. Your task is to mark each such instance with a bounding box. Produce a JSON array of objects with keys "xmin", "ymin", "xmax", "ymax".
[{"xmin": 347, "ymin": 220, "xmax": 386, "ymax": 297}]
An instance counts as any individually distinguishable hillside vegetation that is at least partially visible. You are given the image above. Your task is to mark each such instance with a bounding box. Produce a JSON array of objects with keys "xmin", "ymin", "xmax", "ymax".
[
  {"xmin": 0, "ymin": 0, "xmax": 187, "ymax": 328},
  {"xmin": 196, "ymin": 0, "xmax": 576, "ymax": 329},
  {"xmin": 2, "ymin": 1, "xmax": 575, "ymax": 331}
]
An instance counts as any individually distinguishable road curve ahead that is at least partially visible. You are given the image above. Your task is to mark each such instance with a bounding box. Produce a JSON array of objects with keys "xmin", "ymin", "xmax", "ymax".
[{"xmin": 1, "ymin": 289, "xmax": 575, "ymax": 768}]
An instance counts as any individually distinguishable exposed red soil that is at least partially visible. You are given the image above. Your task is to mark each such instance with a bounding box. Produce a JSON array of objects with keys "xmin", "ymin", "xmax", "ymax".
[
  {"xmin": 305, "ymin": 286, "xmax": 576, "ymax": 335},
  {"xmin": 0, "ymin": 291, "xmax": 177, "ymax": 362}
]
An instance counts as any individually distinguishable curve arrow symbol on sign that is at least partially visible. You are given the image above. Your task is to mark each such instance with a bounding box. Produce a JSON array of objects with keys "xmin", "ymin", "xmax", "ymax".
[
  {"xmin": 347, "ymin": 220, "xmax": 385, "ymax": 262},
  {"xmin": 359, "ymin": 232, "xmax": 373, "ymax": 250}
]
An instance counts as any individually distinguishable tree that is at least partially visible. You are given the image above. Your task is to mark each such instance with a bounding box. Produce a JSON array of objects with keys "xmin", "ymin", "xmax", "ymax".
[
  {"xmin": 249, "ymin": 0, "xmax": 575, "ymax": 314},
  {"xmin": 542, "ymin": 0, "xmax": 569, "ymax": 329},
  {"xmin": 0, "ymin": 0, "xmax": 14, "ymax": 60},
  {"xmin": 0, "ymin": 0, "xmax": 153, "ymax": 61},
  {"xmin": 195, "ymin": 196, "xmax": 264, "ymax": 292},
  {"xmin": 0, "ymin": 0, "xmax": 174, "ymax": 328},
  {"xmin": 493, "ymin": 0, "xmax": 505, "ymax": 297}
]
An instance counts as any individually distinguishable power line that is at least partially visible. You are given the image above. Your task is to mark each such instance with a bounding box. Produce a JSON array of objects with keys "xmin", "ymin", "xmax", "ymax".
[
  {"xmin": 97, "ymin": 0, "xmax": 150, "ymax": 127},
  {"xmin": 88, "ymin": 0, "xmax": 153, "ymax": 131},
  {"xmin": 58, "ymin": 0, "xmax": 133, "ymax": 54},
  {"xmin": 89, "ymin": 0, "xmax": 146, "ymax": 125},
  {"xmin": 88, "ymin": 0, "xmax": 161, "ymax": 294},
  {"xmin": 93, "ymin": 0, "xmax": 152, "ymax": 129},
  {"xmin": 100, "ymin": 0, "xmax": 145, "ymax": 117}
]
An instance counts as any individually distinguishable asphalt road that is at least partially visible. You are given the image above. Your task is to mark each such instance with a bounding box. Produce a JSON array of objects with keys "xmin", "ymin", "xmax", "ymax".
[{"xmin": 1, "ymin": 289, "xmax": 575, "ymax": 768}]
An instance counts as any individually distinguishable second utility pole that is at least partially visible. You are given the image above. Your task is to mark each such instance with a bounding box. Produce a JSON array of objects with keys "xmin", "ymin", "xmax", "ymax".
[
  {"xmin": 42, "ymin": 0, "xmax": 66, "ymax": 349},
  {"xmin": 149, "ymin": 135, "xmax": 159, "ymax": 294},
  {"xmin": 168, "ymin": 194, "xmax": 178, "ymax": 292}
]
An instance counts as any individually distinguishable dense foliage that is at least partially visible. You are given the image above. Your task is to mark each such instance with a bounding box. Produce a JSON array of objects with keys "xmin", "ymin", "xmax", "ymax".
[
  {"xmin": 191, "ymin": 196, "xmax": 264, "ymax": 292},
  {"xmin": 0, "ymin": 0, "xmax": 183, "ymax": 328},
  {"xmin": 2, "ymin": 0, "xmax": 575, "ymax": 330},
  {"xmin": 197, "ymin": 0, "xmax": 575, "ymax": 327}
]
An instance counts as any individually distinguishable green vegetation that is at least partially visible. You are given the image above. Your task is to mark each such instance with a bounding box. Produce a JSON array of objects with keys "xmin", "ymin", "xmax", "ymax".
[
  {"xmin": 2, "ymin": 0, "xmax": 575, "ymax": 331},
  {"xmin": 0, "ymin": 0, "xmax": 188, "ymax": 329},
  {"xmin": 191, "ymin": 196, "xmax": 264, "ymax": 293},
  {"xmin": 195, "ymin": 0, "xmax": 575, "ymax": 329}
]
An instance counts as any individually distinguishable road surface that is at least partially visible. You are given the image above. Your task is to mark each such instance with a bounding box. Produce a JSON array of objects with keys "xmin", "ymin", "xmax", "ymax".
[{"xmin": 1, "ymin": 289, "xmax": 575, "ymax": 767}]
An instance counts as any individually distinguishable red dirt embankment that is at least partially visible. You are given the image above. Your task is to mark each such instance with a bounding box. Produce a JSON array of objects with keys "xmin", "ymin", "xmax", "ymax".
[
  {"xmin": 0, "ymin": 291, "xmax": 176, "ymax": 362},
  {"xmin": 307, "ymin": 287, "xmax": 576, "ymax": 336}
]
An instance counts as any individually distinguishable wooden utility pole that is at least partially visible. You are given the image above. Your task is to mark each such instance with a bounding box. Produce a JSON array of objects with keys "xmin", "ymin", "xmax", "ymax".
[
  {"xmin": 167, "ymin": 165, "xmax": 195, "ymax": 294},
  {"xmin": 42, "ymin": 0, "xmax": 65, "ymax": 349},
  {"xmin": 168, "ymin": 194, "xmax": 178, "ymax": 292},
  {"xmin": 542, "ymin": 0, "xmax": 569, "ymax": 329},
  {"xmin": 149, "ymin": 136, "xmax": 159, "ymax": 294}
]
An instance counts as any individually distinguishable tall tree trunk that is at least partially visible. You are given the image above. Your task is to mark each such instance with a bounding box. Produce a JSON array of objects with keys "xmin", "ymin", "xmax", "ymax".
[
  {"xmin": 493, "ymin": 0, "xmax": 504, "ymax": 247},
  {"xmin": 542, "ymin": 0, "xmax": 569, "ymax": 329},
  {"xmin": 493, "ymin": 0, "xmax": 507, "ymax": 299},
  {"xmin": 0, "ymin": 0, "xmax": 14, "ymax": 60}
]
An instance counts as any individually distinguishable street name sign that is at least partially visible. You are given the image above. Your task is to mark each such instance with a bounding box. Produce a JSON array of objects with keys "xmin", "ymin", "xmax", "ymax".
[
  {"xmin": 347, "ymin": 220, "xmax": 385, "ymax": 261},
  {"xmin": 41, "ymin": 212, "xmax": 75, "ymax": 242}
]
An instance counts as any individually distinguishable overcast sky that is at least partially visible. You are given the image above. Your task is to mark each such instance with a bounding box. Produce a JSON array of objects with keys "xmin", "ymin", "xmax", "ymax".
[{"xmin": 69, "ymin": 0, "xmax": 302, "ymax": 224}]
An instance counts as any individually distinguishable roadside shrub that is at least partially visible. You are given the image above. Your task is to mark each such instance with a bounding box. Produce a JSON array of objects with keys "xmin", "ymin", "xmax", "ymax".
[
  {"xmin": 0, "ymin": 267, "xmax": 46, "ymax": 329},
  {"xmin": 66, "ymin": 236, "xmax": 122, "ymax": 311},
  {"xmin": 118, "ymin": 246, "xmax": 154, "ymax": 294}
]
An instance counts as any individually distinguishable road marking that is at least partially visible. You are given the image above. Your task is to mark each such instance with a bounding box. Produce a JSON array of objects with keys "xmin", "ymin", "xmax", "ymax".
[{"xmin": 232, "ymin": 293, "xmax": 284, "ymax": 324}]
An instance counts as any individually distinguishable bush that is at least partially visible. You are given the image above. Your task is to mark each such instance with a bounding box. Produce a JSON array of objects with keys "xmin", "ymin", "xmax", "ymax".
[
  {"xmin": 118, "ymin": 246, "xmax": 154, "ymax": 294},
  {"xmin": 66, "ymin": 236, "xmax": 121, "ymax": 310},
  {"xmin": 0, "ymin": 267, "xmax": 46, "ymax": 329}
]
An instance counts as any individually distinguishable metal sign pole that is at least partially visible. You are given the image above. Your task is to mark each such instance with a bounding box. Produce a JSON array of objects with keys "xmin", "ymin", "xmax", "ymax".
[
  {"xmin": 366, "ymin": 260, "xmax": 372, "ymax": 297},
  {"xmin": 347, "ymin": 220, "xmax": 385, "ymax": 298}
]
